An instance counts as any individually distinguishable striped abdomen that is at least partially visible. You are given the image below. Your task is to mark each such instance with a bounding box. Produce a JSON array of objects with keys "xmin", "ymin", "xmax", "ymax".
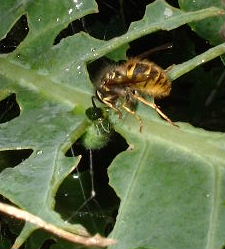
[{"xmin": 125, "ymin": 58, "xmax": 172, "ymax": 98}]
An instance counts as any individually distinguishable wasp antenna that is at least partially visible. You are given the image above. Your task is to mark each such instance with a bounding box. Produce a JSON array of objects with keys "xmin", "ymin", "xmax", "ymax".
[
  {"xmin": 91, "ymin": 96, "xmax": 98, "ymax": 108},
  {"xmin": 138, "ymin": 42, "xmax": 173, "ymax": 59}
]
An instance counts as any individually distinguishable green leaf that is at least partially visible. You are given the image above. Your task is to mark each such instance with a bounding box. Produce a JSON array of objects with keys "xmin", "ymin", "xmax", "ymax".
[
  {"xmin": 178, "ymin": 0, "xmax": 225, "ymax": 45},
  {"xmin": 106, "ymin": 44, "xmax": 129, "ymax": 62},
  {"xmin": 0, "ymin": 0, "xmax": 224, "ymax": 248},
  {"xmin": 3, "ymin": 0, "xmax": 98, "ymax": 61},
  {"xmin": 169, "ymin": 43, "xmax": 225, "ymax": 81},
  {"xmin": 0, "ymin": 89, "xmax": 90, "ymax": 247},
  {"xmin": 109, "ymin": 117, "xmax": 225, "ymax": 249}
]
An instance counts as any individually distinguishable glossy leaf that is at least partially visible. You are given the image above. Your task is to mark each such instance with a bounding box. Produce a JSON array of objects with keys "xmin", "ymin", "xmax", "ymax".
[
  {"xmin": 109, "ymin": 116, "xmax": 225, "ymax": 249},
  {"xmin": 0, "ymin": 0, "xmax": 224, "ymax": 248}
]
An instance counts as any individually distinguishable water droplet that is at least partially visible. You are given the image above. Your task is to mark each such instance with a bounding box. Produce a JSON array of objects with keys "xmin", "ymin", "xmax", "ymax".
[
  {"xmin": 64, "ymin": 193, "xmax": 68, "ymax": 197},
  {"xmin": 73, "ymin": 0, "xmax": 83, "ymax": 9},
  {"xmin": 68, "ymin": 8, "xmax": 73, "ymax": 15},
  {"xmin": 164, "ymin": 8, "xmax": 173, "ymax": 18},
  {"xmin": 65, "ymin": 67, "xmax": 70, "ymax": 72},
  {"xmin": 76, "ymin": 65, "xmax": 81, "ymax": 74},
  {"xmin": 91, "ymin": 190, "xmax": 96, "ymax": 197},
  {"xmin": 56, "ymin": 17, "xmax": 60, "ymax": 22},
  {"xmin": 37, "ymin": 18, "xmax": 41, "ymax": 22},
  {"xmin": 201, "ymin": 59, "xmax": 205, "ymax": 63},
  {"xmin": 205, "ymin": 193, "xmax": 210, "ymax": 198},
  {"xmin": 73, "ymin": 174, "xmax": 79, "ymax": 179},
  {"xmin": 91, "ymin": 48, "xmax": 97, "ymax": 57},
  {"xmin": 17, "ymin": 55, "xmax": 20, "ymax": 58},
  {"xmin": 36, "ymin": 150, "xmax": 43, "ymax": 155},
  {"xmin": 57, "ymin": 169, "xmax": 63, "ymax": 175}
]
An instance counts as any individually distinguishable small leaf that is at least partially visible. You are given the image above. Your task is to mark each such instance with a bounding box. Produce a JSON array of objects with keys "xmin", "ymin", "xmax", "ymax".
[{"xmin": 178, "ymin": 0, "xmax": 225, "ymax": 45}]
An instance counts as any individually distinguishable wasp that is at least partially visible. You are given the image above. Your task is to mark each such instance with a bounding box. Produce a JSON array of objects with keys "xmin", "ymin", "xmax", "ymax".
[{"xmin": 95, "ymin": 54, "xmax": 178, "ymax": 131}]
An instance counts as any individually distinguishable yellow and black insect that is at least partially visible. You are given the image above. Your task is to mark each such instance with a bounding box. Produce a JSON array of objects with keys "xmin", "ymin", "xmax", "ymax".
[{"xmin": 96, "ymin": 55, "xmax": 178, "ymax": 131}]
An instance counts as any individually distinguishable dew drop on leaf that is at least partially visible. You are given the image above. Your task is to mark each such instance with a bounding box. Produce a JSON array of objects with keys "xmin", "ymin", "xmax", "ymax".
[
  {"xmin": 91, "ymin": 48, "xmax": 97, "ymax": 57},
  {"xmin": 164, "ymin": 8, "xmax": 173, "ymax": 18},
  {"xmin": 68, "ymin": 8, "xmax": 73, "ymax": 15},
  {"xmin": 36, "ymin": 150, "xmax": 43, "ymax": 155},
  {"xmin": 76, "ymin": 65, "xmax": 81, "ymax": 74},
  {"xmin": 73, "ymin": 0, "xmax": 83, "ymax": 10},
  {"xmin": 72, "ymin": 173, "xmax": 79, "ymax": 179}
]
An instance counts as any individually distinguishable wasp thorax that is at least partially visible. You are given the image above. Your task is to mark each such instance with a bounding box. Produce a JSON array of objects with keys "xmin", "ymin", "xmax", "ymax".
[
  {"xmin": 107, "ymin": 70, "xmax": 123, "ymax": 80},
  {"xmin": 101, "ymin": 70, "xmax": 125, "ymax": 85},
  {"xmin": 101, "ymin": 72, "xmax": 113, "ymax": 83}
]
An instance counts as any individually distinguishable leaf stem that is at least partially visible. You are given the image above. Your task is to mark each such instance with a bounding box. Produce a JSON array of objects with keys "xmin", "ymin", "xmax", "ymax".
[
  {"xmin": 0, "ymin": 201, "xmax": 116, "ymax": 248},
  {"xmin": 168, "ymin": 43, "xmax": 225, "ymax": 81},
  {"xmin": 0, "ymin": 58, "xmax": 92, "ymax": 108},
  {"xmin": 85, "ymin": 6, "xmax": 224, "ymax": 62}
]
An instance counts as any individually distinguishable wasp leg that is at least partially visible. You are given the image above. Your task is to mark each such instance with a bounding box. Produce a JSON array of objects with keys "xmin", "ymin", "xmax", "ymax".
[
  {"xmin": 101, "ymin": 97, "xmax": 123, "ymax": 119},
  {"xmin": 122, "ymin": 104, "xmax": 144, "ymax": 132},
  {"xmin": 132, "ymin": 94, "xmax": 179, "ymax": 127}
]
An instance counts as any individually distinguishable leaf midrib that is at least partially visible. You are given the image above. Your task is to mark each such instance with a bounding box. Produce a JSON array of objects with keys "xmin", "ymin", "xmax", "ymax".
[
  {"xmin": 0, "ymin": 56, "xmax": 92, "ymax": 108},
  {"xmin": 112, "ymin": 142, "xmax": 150, "ymax": 240},
  {"xmin": 117, "ymin": 116, "xmax": 225, "ymax": 166},
  {"xmin": 205, "ymin": 165, "xmax": 221, "ymax": 249}
]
